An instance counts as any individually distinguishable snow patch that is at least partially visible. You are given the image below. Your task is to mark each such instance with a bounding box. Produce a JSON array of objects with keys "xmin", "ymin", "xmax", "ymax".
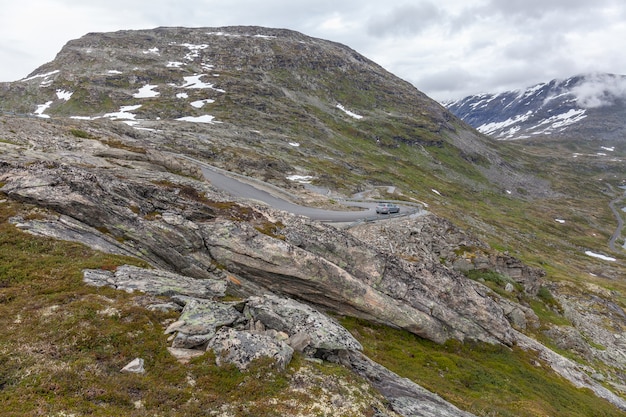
[
  {"xmin": 477, "ymin": 111, "xmax": 532, "ymax": 136},
  {"xmin": 601, "ymin": 146, "xmax": 615, "ymax": 152},
  {"xmin": 289, "ymin": 142, "xmax": 300, "ymax": 147},
  {"xmin": 190, "ymin": 99, "xmax": 215, "ymax": 108},
  {"xmin": 133, "ymin": 84, "xmax": 160, "ymax": 98},
  {"xmin": 176, "ymin": 92, "xmax": 189, "ymax": 99},
  {"xmin": 103, "ymin": 105, "xmax": 142, "ymax": 120},
  {"xmin": 56, "ymin": 89, "xmax": 73, "ymax": 101},
  {"xmin": 176, "ymin": 115, "xmax": 218, "ymax": 124},
  {"xmin": 555, "ymin": 219, "xmax": 565, "ymax": 224},
  {"xmin": 107, "ymin": 70, "xmax": 123, "ymax": 74},
  {"xmin": 287, "ymin": 175, "xmax": 314, "ymax": 183},
  {"xmin": 178, "ymin": 75, "xmax": 225, "ymax": 92},
  {"xmin": 21, "ymin": 70, "xmax": 60, "ymax": 82},
  {"xmin": 585, "ymin": 251, "xmax": 616, "ymax": 262},
  {"xmin": 431, "ymin": 189, "xmax": 442, "ymax": 196},
  {"xmin": 167, "ymin": 61, "xmax": 184, "ymax": 68},
  {"xmin": 34, "ymin": 101, "xmax": 53, "ymax": 118},
  {"xmin": 181, "ymin": 43, "xmax": 209, "ymax": 61},
  {"xmin": 336, "ymin": 104, "xmax": 363, "ymax": 119}
]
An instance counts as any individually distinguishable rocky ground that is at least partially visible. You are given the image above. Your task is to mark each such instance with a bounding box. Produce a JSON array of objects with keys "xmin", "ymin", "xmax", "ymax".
[{"xmin": 1, "ymin": 112, "xmax": 625, "ymax": 415}]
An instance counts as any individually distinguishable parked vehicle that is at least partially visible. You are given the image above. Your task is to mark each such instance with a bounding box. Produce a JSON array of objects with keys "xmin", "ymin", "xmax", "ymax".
[{"xmin": 375, "ymin": 202, "xmax": 400, "ymax": 214}]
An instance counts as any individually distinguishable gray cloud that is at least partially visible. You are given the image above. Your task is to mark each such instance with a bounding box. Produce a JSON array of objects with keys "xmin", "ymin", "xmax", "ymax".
[
  {"xmin": 572, "ymin": 73, "xmax": 626, "ymax": 108},
  {"xmin": 1, "ymin": 0, "xmax": 626, "ymax": 101},
  {"xmin": 366, "ymin": 2, "xmax": 444, "ymax": 37}
]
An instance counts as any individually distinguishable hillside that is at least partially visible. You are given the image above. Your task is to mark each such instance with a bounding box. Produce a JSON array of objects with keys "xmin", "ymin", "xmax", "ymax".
[{"xmin": 1, "ymin": 27, "xmax": 626, "ymax": 417}]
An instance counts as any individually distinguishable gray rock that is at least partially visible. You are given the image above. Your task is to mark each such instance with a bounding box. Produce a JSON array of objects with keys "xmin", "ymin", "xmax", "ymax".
[
  {"xmin": 121, "ymin": 358, "xmax": 145, "ymax": 374},
  {"xmin": 207, "ymin": 327, "xmax": 294, "ymax": 371},
  {"xmin": 288, "ymin": 332, "xmax": 312, "ymax": 352},
  {"xmin": 83, "ymin": 265, "xmax": 226, "ymax": 299},
  {"xmin": 170, "ymin": 299, "xmax": 243, "ymax": 349},
  {"xmin": 245, "ymin": 294, "xmax": 362, "ymax": 354}
]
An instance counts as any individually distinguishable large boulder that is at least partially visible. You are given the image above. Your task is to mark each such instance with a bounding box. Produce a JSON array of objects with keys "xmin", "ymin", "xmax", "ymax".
[
  {"xmin": 166, "ymin": 299, "xmax": 243, "ymax": 349},
  {"xmin": 207, "ymin": 327, "xmax": 294, "ymax": 370},
  {"xmin": 245, "ymin": 294, "xmax": 362, "ymax": 354}
]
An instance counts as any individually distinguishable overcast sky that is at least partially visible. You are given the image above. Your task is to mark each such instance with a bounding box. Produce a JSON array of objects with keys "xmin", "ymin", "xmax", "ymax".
[{"xmin": 1, "ymin": 0, "xmax": 625, "ymax": 101}]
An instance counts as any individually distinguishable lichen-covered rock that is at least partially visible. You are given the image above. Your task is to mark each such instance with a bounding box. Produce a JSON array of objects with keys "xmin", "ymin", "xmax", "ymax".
[
  {"xmin": 206, "ymin": 218, "xmax": 514, "ymax": 345},
  {"xmin": 245, "ymin": 294, "xmax": 362, "ymax": 354},
  {"xmin": 169, "ymin": 299, "xmax": 243, "ymax": 349},
  {"xmin": 83, "ymin": 265, "xmax": 226, "ymax": 298},
  {"xmin": 207, "ymin": 327, "xmax": 294, "ymax": 370}
]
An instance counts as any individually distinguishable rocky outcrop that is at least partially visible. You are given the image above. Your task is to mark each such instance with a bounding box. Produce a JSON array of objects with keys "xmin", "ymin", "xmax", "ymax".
[
  {"xmin": 349, "ymin": 213, "xmax": 545, "ymax": 294},
  {"xmin": 204, "ymin": 217, "xmax": 515, "ymax": 345},
  {"xmin": 84, "ymin": 264, "xmax": 227, "ymax": 298},
  {"xmin": 245, "ymin": 294, "xmax": 363, "ymax": 354},
  {"xmin": 2, "ymin": 160, "xmax": 517, "ymax": 346},
  {"xmin": 166, "ymin": 299, "xmax": 244, "ymax": 349},
  {"xmin": 83, "ymin": 265, "xmax": 479, "ymax": 416}
]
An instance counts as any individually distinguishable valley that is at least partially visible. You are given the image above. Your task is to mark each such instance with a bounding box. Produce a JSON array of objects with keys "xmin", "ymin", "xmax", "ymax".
[{"xmin": 0, "ymin": 27, "xmax": 625, "ymax": 417}]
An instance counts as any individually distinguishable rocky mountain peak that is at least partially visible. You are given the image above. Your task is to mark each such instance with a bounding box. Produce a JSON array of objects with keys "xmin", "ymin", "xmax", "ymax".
[
  {"xmin": 5, "ymin": 26, "xmax": 448, "ymax": 134},
  {"xmin": 445, "ymin": 73, "xmax": 626, "ymax": 142}
]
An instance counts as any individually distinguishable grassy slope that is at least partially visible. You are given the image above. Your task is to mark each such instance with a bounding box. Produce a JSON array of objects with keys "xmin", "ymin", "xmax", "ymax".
[
  {"xmin": 0, "ymin": 199, "xmax": 385, "ymax": 417},
  {"xmin": 341, "ymin": 317, "xmax": 626, "ymax": 417}
]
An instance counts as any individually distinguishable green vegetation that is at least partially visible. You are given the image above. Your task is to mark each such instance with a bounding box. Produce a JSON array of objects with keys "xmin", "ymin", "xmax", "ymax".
[
  {"xmin": 0, "ymin": 198, "xmax": 381, "ymax": 416},
  {"xmin": 69, "ymin": 128, "xmax": 94, "ymax": 139},
  {"xmin": 341, "ymin": 317, "xmax": 626, "ymax": 417},
  {"xmin": 100, "ymin": 138, "xmax": 147, "ymax": 154}
]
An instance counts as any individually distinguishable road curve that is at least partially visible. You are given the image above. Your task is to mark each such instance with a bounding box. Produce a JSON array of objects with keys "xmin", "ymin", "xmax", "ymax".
[
  {"xmin": 200, "ymin": 166, "xmax": 382, "ymax": 222},
  {"xmin": 608, "ymin": 190, "xmax": 626, "ymax": 252}
]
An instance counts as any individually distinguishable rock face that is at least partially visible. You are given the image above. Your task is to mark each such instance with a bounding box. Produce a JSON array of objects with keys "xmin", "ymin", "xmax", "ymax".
[
  {"xmin": 349, "ymin": 213, "xmax": 545, "ymax": 295},
  {"xmin": 2, "ymin": 160, "xmax": 516, "ymax": 346},
  {"xmin": 204, "ymin": 216, "xmax": 515, "ymax": 345}
]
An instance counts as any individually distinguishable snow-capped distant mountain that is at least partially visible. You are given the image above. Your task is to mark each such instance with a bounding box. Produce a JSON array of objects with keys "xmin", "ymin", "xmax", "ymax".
[{"xmin": 444, "ymin": 73, "xmax": 626, "ymax": 141}]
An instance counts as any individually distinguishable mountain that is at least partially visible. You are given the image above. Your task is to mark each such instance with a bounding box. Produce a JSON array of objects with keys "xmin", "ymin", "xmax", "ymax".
[
  {"xmin": 444, "ymin": 73, "xmax": 626, "ymax": 144},
  {"xmin": 1, "ymin": 27, "xmax": 626, "ymax": 417},
  {"xmin": 0, "ymin": 26, "xmax": 547, "ymax": 199}
]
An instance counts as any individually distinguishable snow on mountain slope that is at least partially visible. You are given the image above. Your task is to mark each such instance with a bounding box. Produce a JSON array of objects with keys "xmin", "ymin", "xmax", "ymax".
[{"xmin": 445, "ymin": 73, "xmax": 626, "ymax": 141}]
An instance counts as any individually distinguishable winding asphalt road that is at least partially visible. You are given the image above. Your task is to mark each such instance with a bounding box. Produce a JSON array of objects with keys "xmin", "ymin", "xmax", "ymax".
[
  {"xmin": 186, "ymin": 157, "xmax": 419, "ymax": 222},
  {"xmin": 608, "ymin": 186, "xmax": 626, "ymax": 251}
]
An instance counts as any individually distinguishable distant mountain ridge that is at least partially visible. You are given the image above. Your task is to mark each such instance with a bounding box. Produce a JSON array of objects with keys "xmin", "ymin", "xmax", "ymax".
[{"xmin": 444, "ymin": 73, "xmax": 626, "ymax": 142}]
